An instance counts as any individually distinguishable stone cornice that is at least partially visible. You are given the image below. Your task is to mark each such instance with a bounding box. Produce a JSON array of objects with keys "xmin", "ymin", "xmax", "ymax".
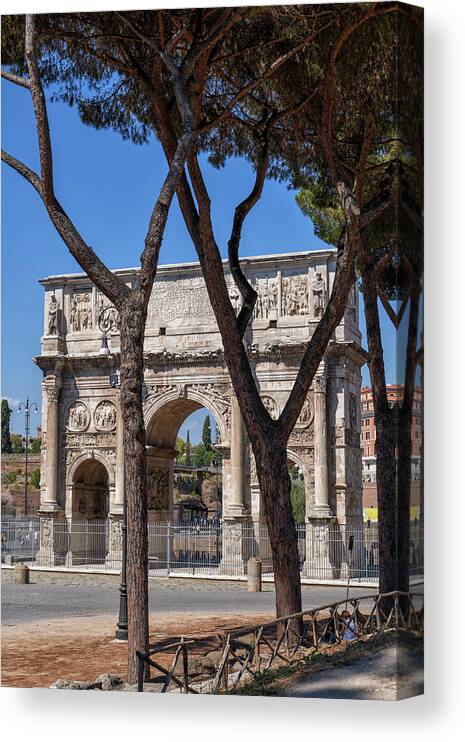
[
  {"xmin": 39, "ymin": 249, "xmax": 337, "ymax": 287},
  {"xmin": 34, "ymin": 338, "xmax": 368, "ymax": 373},
  {"xmin": 144, "ymin": 349, "xmax": 224, "ymax": 368},
  {"xmin": 325, "ymin": 341, "xmax": 369, "ymax": 367},
  {"xmin": 34, "ymin": 354, "xmax": 117, "ymax": 373}
]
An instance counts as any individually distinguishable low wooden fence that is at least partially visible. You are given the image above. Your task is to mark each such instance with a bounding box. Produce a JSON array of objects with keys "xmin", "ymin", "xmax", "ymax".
[{"xmin": 136, "ymin": 590, "xmax": 424, "ymax": 693}]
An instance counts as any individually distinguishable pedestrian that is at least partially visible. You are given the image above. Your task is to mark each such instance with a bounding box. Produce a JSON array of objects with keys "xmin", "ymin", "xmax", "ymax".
[{"xmin": 341, "ymin": 609, "xmax": 356, "ymax": 640}]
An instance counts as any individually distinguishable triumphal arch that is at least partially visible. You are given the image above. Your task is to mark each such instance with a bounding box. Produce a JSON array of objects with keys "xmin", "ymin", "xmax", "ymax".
[{"xmin": 34, "ymin": 250, "xmax": 366, "ymax": 573}]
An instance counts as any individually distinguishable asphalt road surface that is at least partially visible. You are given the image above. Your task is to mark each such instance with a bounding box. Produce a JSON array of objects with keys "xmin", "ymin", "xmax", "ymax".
[{"xmin": 1, "ymin": 569, "xmax": 376, "ymax": 625}]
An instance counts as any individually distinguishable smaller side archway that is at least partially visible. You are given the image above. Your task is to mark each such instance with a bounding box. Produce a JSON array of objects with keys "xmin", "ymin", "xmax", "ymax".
[
  {"xmin": 65, "ymin": 453, "xmax": 113, "ymax": 566},
  {"xmin": 66, "ymin": 453, "xmax": 113, "ymax": 522}
]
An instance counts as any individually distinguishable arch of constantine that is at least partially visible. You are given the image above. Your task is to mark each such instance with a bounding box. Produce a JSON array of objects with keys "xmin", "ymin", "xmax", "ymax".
[{"xmin": 34, "ymin": 250, "xmax": 367, "ymax": 575}]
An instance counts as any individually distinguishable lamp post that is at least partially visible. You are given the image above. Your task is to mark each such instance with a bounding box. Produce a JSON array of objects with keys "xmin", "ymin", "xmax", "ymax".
[
  {"xmin": 18, "ymin": 398, "xmax": 38, "ymax": 517},
  {"xmin": 98, "ymin": 307, "xmax": 128, "ymax": 641}
]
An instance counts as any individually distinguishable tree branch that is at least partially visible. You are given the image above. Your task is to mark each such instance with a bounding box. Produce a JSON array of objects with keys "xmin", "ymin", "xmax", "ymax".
[
  {"xmin": 139, "ymin": 115, "xmax": 196, "ymax": 305},
  {"xmin": 228, "ymin": 141, "xmax": 268, "ymax": 336},
  {"xmin": 25, "ymin": 15, "xmax": 54, "ymax": 203},
  {"xmin": 2, "ymin": 15, "xmax": 131, "ymax": 309},
  {"xmin": 199, "ymin": 17, "xmax": 334, "ymax": 135},
  {"xmin": 186, "ymin": 150, "xmax": 273, "ymax": 432},
  {"xmin": 279, "ymin": 182, "xmax": 360, "ymax": 439},
  {"xmin": 115, "ymin": 11, "xmax": 180, "ymax": 77},
  {"xmin": 1, "ymin": 150, "xmax": 42, "ymax": 193},
  {"xmin": 1, "ymin": 69, "xmax": 30, "ymax": 89}
]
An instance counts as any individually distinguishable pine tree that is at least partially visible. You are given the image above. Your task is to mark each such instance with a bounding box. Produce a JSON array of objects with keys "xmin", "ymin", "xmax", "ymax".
[
  {"xmin": 185, "ymin": 430, "xmax": 192, "ymax": 466},
  {"xmin": 1, "ymin": 399, "xmax": 12, "ymax": 453},
  {"xmin": 202, "ymin": 415, "xmax": 212, "ymax": 450}
]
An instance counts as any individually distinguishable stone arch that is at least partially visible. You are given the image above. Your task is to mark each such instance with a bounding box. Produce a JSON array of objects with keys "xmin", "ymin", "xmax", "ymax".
[
  {"xmin": 287, "ymin": 448, "xmax": 313, "ymax": 515},
  {"xmin": 66, "ymin": 451, "xmax": 114, "ymax": 522},
  {"xmin": 144, "ymin": 386, "xmax": 229, "ymax": 449},
  {"xmin": 142, "ymin": 388, "xmax": 228, "ymax": 523},
  {"xmin": 66, "ymin": 450, "xmax": 115, "ymax": 489}
]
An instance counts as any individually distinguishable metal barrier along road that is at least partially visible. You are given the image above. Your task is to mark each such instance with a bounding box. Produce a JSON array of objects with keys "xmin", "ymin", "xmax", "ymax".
[
  {"xmin": 1, "ymin": 517, "xmax": 41, "ymax": 564},
  {"xmin": 1, "ymin": 518, "xmax": 423, "ymax": 584}
]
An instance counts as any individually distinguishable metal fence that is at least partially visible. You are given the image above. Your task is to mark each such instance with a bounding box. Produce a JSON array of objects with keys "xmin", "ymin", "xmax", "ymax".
[
  {"xmin": 1, "ymin": 517, "xmax": 41, "ymax": 564},
  {"xmin": 136, "ymin": 590, "xmax": 424, "ymax": 694},
  {"xmin": 1, "ymin": 517, "xmax": 423, "ymax": 583}
]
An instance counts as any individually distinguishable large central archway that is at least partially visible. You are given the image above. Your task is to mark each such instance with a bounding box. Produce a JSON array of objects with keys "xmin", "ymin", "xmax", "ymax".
[
  {"xmin": 144, "ymin": 388, "xmax": 228, "ymax": 523},
  {"xmin": 143, "ymin": 389, "xmax": 229, "ymax": 571}
]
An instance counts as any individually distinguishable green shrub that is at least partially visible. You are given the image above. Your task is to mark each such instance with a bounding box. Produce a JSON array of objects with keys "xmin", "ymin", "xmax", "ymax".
[{"xmin": 30, "ymin": 467, "xmax": 41, "ymax": 489}]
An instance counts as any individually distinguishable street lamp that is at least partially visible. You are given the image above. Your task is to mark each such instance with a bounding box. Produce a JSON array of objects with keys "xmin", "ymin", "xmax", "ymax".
[
  {"xmin": 98, "ymin": 307, "xmax": 127, "ymax": 641},
  {"xmin": 18, "ymin": 398, "xmax": 38, "ymax": 517}
]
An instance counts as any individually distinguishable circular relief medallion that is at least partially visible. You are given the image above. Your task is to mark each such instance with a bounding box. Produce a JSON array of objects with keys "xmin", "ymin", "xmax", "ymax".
[
  {"xmin": 295, "ymin": 398, "xmax": 314, "ymax": 429},
  {"xmin": 94, "ymin": 400, "xmax": 117, "ymax": 431},
  {"xmin": 261, "ymin": 395, "xmax": 279, "ymax": 420},
  {"xmin": 66, "ymin": 401, "xmax": 90, "ymax": 432}
]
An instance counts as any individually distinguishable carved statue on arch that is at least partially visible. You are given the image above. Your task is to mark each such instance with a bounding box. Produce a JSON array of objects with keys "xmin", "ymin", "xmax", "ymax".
[{"xmin": 47, "ymin": 295, "xmax": 59, "ymax": 335}]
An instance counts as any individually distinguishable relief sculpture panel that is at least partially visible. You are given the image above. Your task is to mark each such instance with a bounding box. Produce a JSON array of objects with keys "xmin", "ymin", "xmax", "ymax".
[
  {"xmin": 94, "ymin": 400, "xmax": 117, "ymax": 431},
  {"xmin": 147, "ymin": 468, "xmax": 170, "ymax": 510},
  {"xmin": 253, "ymin": 277, "xmax": 278, "ymax": 319},
  {"xmin": 261, "ymin": 395, "xmax": 279, "ymax": 420},
  {"xmin": 69, "ymin": 292, "xmax": 92, "ymax": 332},
  {"xmin": 295, "ymin": 397, "xmax": 314, "ymax": 428},
  {"xmin": 148, "ymin": 276, "xmax": 214, "ymax": 325},
  {"xmin": 282, "ymin": 275, "xmax": 309, "ymax": 316},
  {"xmin": 66, "ymin": 401, "xmax": 90, "ymax": 432}
]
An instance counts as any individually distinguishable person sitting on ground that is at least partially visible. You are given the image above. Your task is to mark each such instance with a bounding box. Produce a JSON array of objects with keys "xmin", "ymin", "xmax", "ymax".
[{"xmin": 340, "ymin": 609, "xmax": 356, "ymax": 641}]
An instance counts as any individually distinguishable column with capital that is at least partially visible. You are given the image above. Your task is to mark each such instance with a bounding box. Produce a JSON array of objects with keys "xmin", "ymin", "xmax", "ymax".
[
  {"xmin": 219, "ymin": 394, "xmax": 250, "ymax": 574},
  {"xmin": 113, "ymin": 392, "xmax": 124, "ymax": 514},
  {"xmin": 107, "ymin": 390, "xmax": 124, "ymax": 568},
  {"xmin": 37, "ymin": 375, "xmax": 66, "ymax": 565},
  {"xmin": 228, "ymin": 394, "xmax": 247, "ymax": 517},
  {"xmin": 311, "ymin": 373, "xmax": 332, "ymax": 518},
  {"xmin": 304, "ymin": 372, "xmax": 333, "ymax": 578},
  {"xmin": 41, "ymin": 379, "xmax": 62, "ymax": 512}
]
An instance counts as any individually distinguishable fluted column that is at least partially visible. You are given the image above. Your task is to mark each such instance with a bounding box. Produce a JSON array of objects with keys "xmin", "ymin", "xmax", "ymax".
[
  {"xmin": 303, "ymin": 374, "xmax": 333, "ymax": 577},
  {"xmin": 114, "ymin": 392, "xmax": 124, "ymax": 513},
  {"xmin": 229, "ymin": 394, "xmax": 246, "ymax": 516},
  {"xmin": 41, "ymin": 379, "xmax": 61, "ymax": 511},
  {"xmin": 311, "ymin": 374, "xmax": 331, "ymax": 517}
]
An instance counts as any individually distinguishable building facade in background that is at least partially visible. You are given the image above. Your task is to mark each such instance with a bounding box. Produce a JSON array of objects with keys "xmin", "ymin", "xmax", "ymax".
[{"xmin": 361, "ymin": 385, "xmax": 422, "ymax": 521}]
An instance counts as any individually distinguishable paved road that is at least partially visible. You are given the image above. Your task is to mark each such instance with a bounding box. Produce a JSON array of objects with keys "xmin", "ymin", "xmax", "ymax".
[
  {"xmin": 284, "ymin": 644, "xmax": 424, "ymax": 700},
  {"xmin": 1, "ymin": 569, "xmax": 375, "ymax": 625}
]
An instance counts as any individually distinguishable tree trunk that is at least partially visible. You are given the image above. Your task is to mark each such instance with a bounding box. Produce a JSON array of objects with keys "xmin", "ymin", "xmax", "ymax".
[
  {"xmin": 254, "ymin": 441, "xmax": 302, "ymax": 635},
  {"xmin": 396, "ymin": 409, "xmax": 412, "ymax": 595},
  {"xmin": 119, "ymin": 302, "xmax": 149, "ymax": 684},
  {"xmin": 362, "ymin": 267, "xmax": 421, "ymax": 605},
  {"xmin": 374, "ymin": 410, "xmax": 397, "ymax": 597},
  {"xmin": 360, "ymin": 267, "xmax": 398, "ymax": 601},
  {"xmin": 396, "ymin": 284, "xmax": 421, "ymax": 596}
]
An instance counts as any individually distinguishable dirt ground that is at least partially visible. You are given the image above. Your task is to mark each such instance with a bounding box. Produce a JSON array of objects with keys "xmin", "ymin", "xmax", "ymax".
[{"xmin": 1, "ymin": 612, "xmax": 273, "ymax": 689}]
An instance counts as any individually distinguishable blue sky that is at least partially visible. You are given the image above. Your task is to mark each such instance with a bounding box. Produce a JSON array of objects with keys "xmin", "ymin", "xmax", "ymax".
[{"xmin": 1, "ymin": 78, "xmax": 398, "ymax": 440}]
